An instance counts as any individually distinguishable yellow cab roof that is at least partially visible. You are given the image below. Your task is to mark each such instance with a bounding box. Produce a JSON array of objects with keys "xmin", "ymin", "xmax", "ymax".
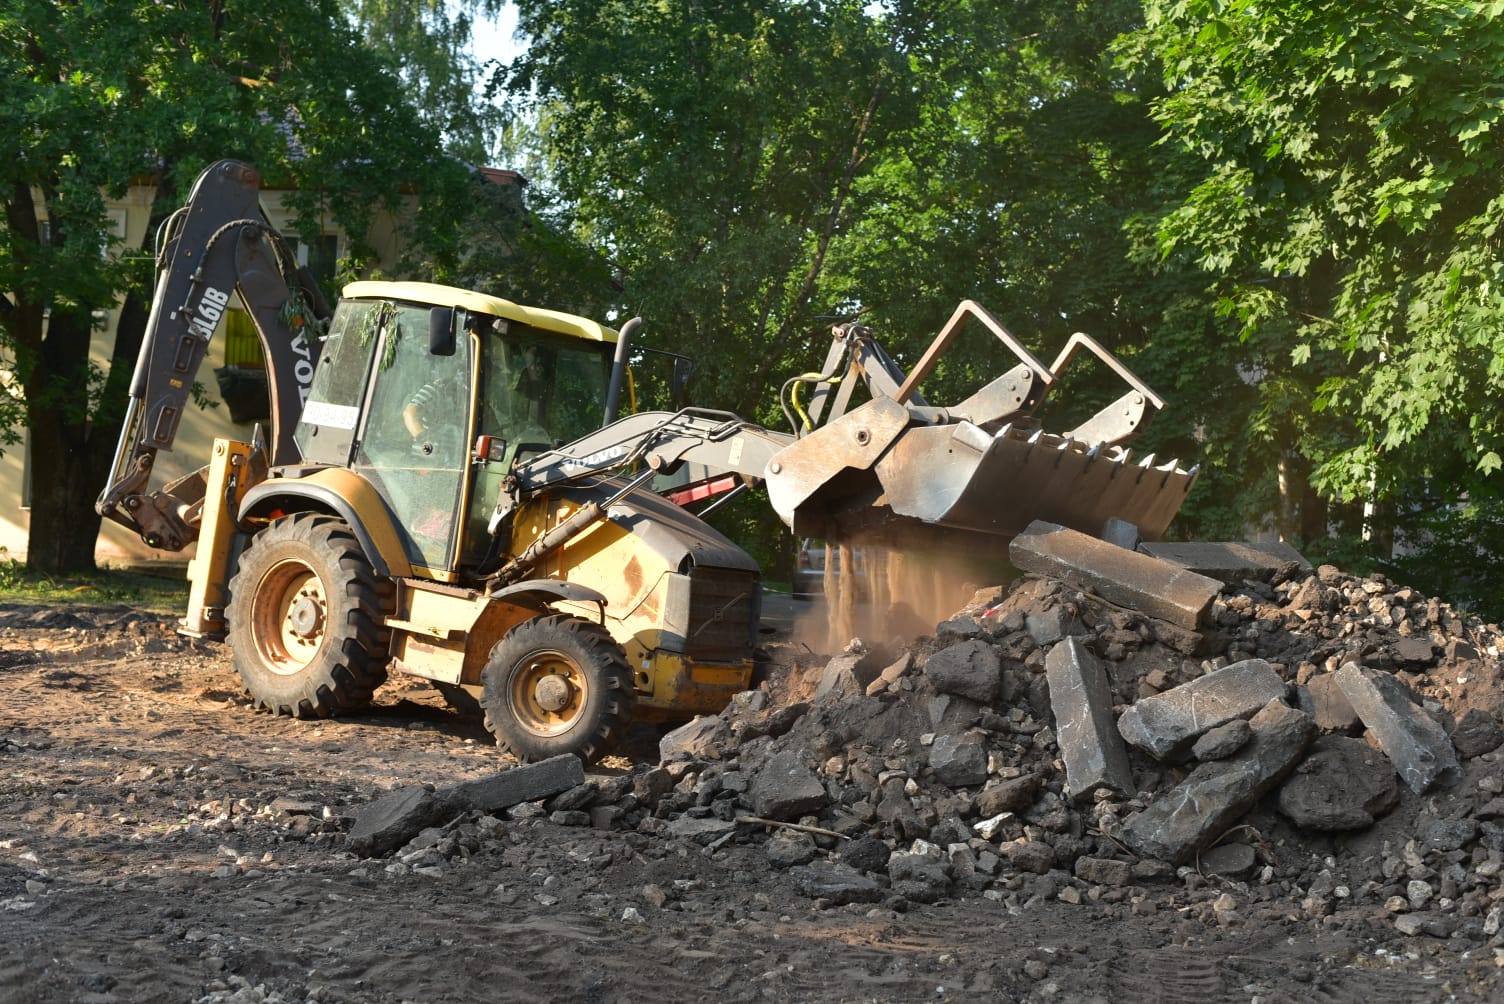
[{"xmin": 340, "ymin": 280, "xmax": 617, "ymax": 344}]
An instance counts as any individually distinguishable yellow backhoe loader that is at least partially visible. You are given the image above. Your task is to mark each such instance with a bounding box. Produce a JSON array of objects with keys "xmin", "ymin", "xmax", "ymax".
[{"xmin": 97, "ymin": 160, "xmax": 1198, "ymax": 763}]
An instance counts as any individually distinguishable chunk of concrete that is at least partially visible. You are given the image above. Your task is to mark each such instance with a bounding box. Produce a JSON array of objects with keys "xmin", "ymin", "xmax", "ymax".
[
  {"xmin": 1190, "ymin": 718, "xmax": 1252, "ymax": 761},
  {"xmin": 1025, "ymin": 607, "xmax": 1081, "ymax": 647},
  {"xmin": 1335, "ymin": 664, "xmax": 1461, "ymax": 793},
  {"xmin": 1100, "ymin": 517, "xmax": 1141, "ymax": 551},
  {"xmin": 750, "ymin": 750, "xmax": 830, "ymax": 820},
  {"xmin": 788, "ymin": 862, "xmax": 884, "ymax": 904},
  {"xmin": 1002, "ymin": 840, "xmax": 1055, "ymax": 874},
  {"xmin": 926, "ymin": 693, "xmax": 983, "ymax": 733},
  {"xmin": 1276, "ymin": 735, "xmax": 1399, "ymax": 830},
  {"xmin": 1198, "ymin": 842, "xmax": 1257, "ymax": 879},
  {"xmin": 1074, "ymin": 856, "xmax": 1133, "ymax": 886},
  {"xmin": 346, "ymin": 784, "xmax": 441, "ymax": 857},
  {"xmin": 1137, "ymin": 540, "xmax": 1311, "ymax": 583},
  {"xmin": 1296, "ymin": 672, "xmax": 1361, "ymax": 733},
  {"xmin": 815, "ymin": 650, "xmax": 885, "ymax": 703},
  {"xmin": 1452, "ymin": 708, "xmax": 1504, "ymax": 759},
  {"xmin": 1389, "ymin": 637, "xmax": 1438, "ymax": 669},
  {"xmin": 1117, "ymin": 658, "xmax": 1287, "ymax": 761},
  {"xmin": 664, "ymin": 815, "xmax": 739, "ymax": 845},
  {"xmin": 928, "ymin": 732, "xmax": 989, "ymax": 788},
  {"xmin": 978, "ymin": 773, "xmax": 1042, "ymax": 816},
  {"xmin": 659, "ymin": 715, "xmax": 730, "ymax": 761},
  {"xmin": 443, "ymin": 754, "xmax": 586, "ymax": 814},
  {"xmin": 923, "ymin": 639, "xmax": 1002, "ymax": 704},
  {"xmin": 1120, "ymin": 700, "xmax": 1315, "ymax": 864},
  {"xmin": 1045, "ymin": 637, "xmax": 1135, "ymax": 802},
  {"xmin": 1010, "ymin": 521, "xmax": 1222, "ymax": 630}
]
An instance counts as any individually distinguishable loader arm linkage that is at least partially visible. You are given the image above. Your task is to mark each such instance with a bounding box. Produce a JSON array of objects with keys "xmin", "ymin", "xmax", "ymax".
[
  {"xmin": 769, "ymin": 300, "xmax": 1199, "ymax": 542},
  {"xmin": 499, "ymin": 300, "xmax": 1197, "ymax": 565},
  {"xmin": 95, "ymin": 160, "xmax": 328, "ymax": 552}
]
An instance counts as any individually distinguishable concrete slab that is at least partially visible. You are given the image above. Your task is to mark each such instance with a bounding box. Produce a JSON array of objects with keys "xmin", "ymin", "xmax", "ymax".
[
  {"xmin": 1335, "ymin": 664, "xmax": 1461, "ymax": 794},
  {"xmin": 1120, "ymin": 699, "xmax": 1314, "ymax": 864},
  {"xmin": 1117, "ymin": 658, "xmax": 1288, "ymax": 760},
  {"xmin": 1137, "ymin": 540, "xmax": 1311, "ymax": 583},
  {"xmin": 1045, "ymin": 637, "xmax": 1135, "ymax": 802},
  {"xmin": 444, "ymin": 754, "xmax": 586, "ymax": 813},
  {"xmin": 1010, "ymin": 521, "xmax": 1222, "ymax": 630}
]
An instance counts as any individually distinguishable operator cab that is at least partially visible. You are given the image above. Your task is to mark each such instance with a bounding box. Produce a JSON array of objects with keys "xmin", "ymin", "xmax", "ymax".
[{"xmin": 292, "ymin": 281, "xmax": 618, "ymax": 579}]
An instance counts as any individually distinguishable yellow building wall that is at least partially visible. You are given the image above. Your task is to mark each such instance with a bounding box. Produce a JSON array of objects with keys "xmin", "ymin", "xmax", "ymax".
[{"xmin": 0, "ymin": 181, "xmax": 413, "ymax": 568}]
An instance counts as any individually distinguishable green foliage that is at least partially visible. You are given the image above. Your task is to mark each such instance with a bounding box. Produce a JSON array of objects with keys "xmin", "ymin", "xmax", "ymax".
[
  {"xmin": 504, "ymin": 0, "xmax": 913, "ymax": 421},
  {"xmin": 1123, "ymin": 0, "xmax": 1504, "ymax": 514},
  {"xmin": 344, "ymin": 0, "xmax": 507, "ymax": 164},
  {"xmin": 1388, "ymin": 495, "xmax": 1504, "ymax": 621},
  {"xmin": 0, "ymin": 0, "xmax": 462, "ymax": 572}
]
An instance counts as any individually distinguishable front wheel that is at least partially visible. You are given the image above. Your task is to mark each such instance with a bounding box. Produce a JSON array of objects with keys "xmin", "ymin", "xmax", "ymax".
[
  {"xmin": 227, "ymin": 513, "xmax": 393, "ymax": 718},
  {"xmin": 481, "ymin": 614, "xmax": 634, "ymax": 764}
]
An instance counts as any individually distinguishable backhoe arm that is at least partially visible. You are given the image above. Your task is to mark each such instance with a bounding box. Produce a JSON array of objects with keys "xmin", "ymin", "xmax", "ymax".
[{"xmin": 96, "ymin": 160, "xmax": 329, "ymax": 551}]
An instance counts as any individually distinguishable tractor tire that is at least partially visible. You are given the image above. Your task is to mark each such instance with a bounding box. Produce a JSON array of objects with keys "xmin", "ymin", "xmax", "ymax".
[
  {"xmin": 226, "ymin": 513, "xmax": 393, "ymax": 718},
  {"xmin": 480, "ymin": 614, "xmax": 634, "ymax": 765}
]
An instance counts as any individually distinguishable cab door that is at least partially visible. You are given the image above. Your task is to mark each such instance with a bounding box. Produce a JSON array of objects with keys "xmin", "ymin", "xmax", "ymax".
[{"xmin": 349, "ymin": 302, "xmax": 474, "ymax": 576}]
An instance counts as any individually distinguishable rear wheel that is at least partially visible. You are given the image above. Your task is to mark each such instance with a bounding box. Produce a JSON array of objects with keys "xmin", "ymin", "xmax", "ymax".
[
  {"xmin": 227, "ymin": 513, "xmax": 393, "ymax": 717},
  {"xmin": 481, "ymin": 614, "xmax": 634, "ymax": 764}
]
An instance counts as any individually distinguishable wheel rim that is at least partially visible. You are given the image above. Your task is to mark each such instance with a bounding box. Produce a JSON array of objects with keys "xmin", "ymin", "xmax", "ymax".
[
  {"xmin": 509, "ymin": 648, "xmax": 588, "ymax": 737},
  {"xmin": 250, "ymin": 557, "xmax": 328, "ymax": 676}
]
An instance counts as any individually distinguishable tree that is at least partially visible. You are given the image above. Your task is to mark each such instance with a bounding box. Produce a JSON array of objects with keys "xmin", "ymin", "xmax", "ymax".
[
  {"xmin": 0, "ymin": 0, "xmax": 450, "ymax": 573},
  {"xmin": 1122, "ymin": 1, "xmax": 1504, "ymax": 557},
  {"xmin": 343, "ymin": 0, "xmax": 507, "ymax": 164},
  {"xmin": 504, "ymin": 0, "xmax": 915, "ymax": 421},
  {"xmin": 496, "ymin": 1, "xmax": 1227, "ymax": 570}
]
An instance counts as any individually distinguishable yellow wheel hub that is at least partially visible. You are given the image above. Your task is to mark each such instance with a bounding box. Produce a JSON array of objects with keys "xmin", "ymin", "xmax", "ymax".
[
  {"xmin": 251, "ymin": 559, "xmax": 328, "ymax": 676},
  {"xmin": 510, "ymin": 651, "xmax": 587, "ymax": 736}
]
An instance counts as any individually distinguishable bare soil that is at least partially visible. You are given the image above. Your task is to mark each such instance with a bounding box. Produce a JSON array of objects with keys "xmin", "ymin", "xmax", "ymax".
[{"xmin": 0, "ymin": 601, "xmax": 1499, "ymax": 1003}]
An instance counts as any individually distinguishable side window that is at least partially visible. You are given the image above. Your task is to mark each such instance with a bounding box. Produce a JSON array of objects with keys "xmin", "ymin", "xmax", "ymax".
[
  {"xmin": 295, "ymin": 300, "xmax": 379, "ymax": 465},
  {"xmin": 358, "ymin": 304, "xmax": 472, "ymax": 464}
]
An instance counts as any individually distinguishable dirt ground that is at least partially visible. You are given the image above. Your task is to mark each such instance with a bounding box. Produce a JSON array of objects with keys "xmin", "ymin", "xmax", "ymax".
[{"xmin": 1, "ymin": 601, "xmax": 1501, "ymax": 1003}]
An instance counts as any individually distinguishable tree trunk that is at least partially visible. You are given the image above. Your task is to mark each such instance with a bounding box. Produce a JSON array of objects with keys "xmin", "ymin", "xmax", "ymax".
[
  {"xmin": 21, "ymin": 173, "xmax": 171, "ymax": 575},
  {"xmin": 24, "ymin": 308, "xmax": 110, "ymax": 574},
  {"xmin": 1298, "ymin": 479, "xmax": 1327, "ymax": 548}
]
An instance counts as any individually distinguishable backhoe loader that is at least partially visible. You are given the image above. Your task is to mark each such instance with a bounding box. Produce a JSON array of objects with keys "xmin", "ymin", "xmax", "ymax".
[{"xmin": 98, "ymin": 159, "xmax": 1198, "ymax": 763}]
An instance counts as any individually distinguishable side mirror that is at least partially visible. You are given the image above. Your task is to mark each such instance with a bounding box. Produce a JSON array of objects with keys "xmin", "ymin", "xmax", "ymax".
[
  {"xmin": 428, "ymin": 306, "xmax": 456, "ymax": 356},
  {"xmin": 671, "ymin": 356, "xmax": 693, "ymax": 409}
]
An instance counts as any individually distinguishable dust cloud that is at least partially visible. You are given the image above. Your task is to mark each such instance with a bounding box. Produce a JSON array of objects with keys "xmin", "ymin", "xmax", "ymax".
[{"xmin": 796, "ymin": 533, "xmax": 1010, "ymax": 653}]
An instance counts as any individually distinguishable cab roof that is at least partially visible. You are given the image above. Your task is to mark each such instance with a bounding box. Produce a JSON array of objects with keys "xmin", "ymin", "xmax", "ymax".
[{"xmin": 340, "ymin": 280, "xmax": 617, "ymax": 344}]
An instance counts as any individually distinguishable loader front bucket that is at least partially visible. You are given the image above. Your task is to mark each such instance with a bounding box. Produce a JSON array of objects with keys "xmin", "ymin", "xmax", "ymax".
[
  {"xmin": 766, "ymin": 406, "xmax": 1197, "ymax": 542},
  {"xmin": 764, "ymin": 301, "xmax": 1199, "ymax": 547}
]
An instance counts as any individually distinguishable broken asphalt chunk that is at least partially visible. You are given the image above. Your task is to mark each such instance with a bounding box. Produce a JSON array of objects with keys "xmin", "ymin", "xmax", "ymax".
[
  {"xmin": 923, "ymin": 638, "xmax": 1002, "ymax": 704},
  {"xmin": 1010, "ymin": 521, "xmax": 1223, "ymax": 630},
  {"xmin": 750, "ymin": 750, "xmax": 829, "ymax": 820},
  {"xmin": 345, "ymin": 785, "xmax": 441, "ymax": 858},
  {"xmin": 1117, "ymin": 658, "xmax": 1287, "ymax": 761},
  {"xmin": 1275, "ymin": 735, "xmax": 1399, "ymax": 830},
  {"xmin": 927, "ymin": 732, "xmax": 989, "ymax": 788},
  {"xmin": 1044, "ymin": 637, "xmax": 1134, "ymax": 802},
  {"xmin": 345, "ymin": 755, "xmax": 585, "ymax": 857},
  {"xmin": 443, "ymin": 754, "xmax": 585, "ymax": 815},
  {"xmin": 1334, "ymin": 663, "xmax": 1461, "ymax": 794}
]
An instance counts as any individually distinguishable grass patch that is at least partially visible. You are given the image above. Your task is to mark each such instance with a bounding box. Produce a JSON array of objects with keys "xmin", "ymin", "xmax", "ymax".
[{"xmin": 0, "ymin": 557, "xmax": 190, "ymax": 614}]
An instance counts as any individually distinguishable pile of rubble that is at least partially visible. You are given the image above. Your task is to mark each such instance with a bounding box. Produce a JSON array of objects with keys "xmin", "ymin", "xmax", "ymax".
[{"xmin": 348, "ymin": 522, "xmax": 1504, "ymax": 948}]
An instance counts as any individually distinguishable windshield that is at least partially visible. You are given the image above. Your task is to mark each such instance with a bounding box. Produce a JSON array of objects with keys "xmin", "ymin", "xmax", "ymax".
[{"xmin": 479, "ymin": 321, "xmax": 611, "ymax": 450}]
